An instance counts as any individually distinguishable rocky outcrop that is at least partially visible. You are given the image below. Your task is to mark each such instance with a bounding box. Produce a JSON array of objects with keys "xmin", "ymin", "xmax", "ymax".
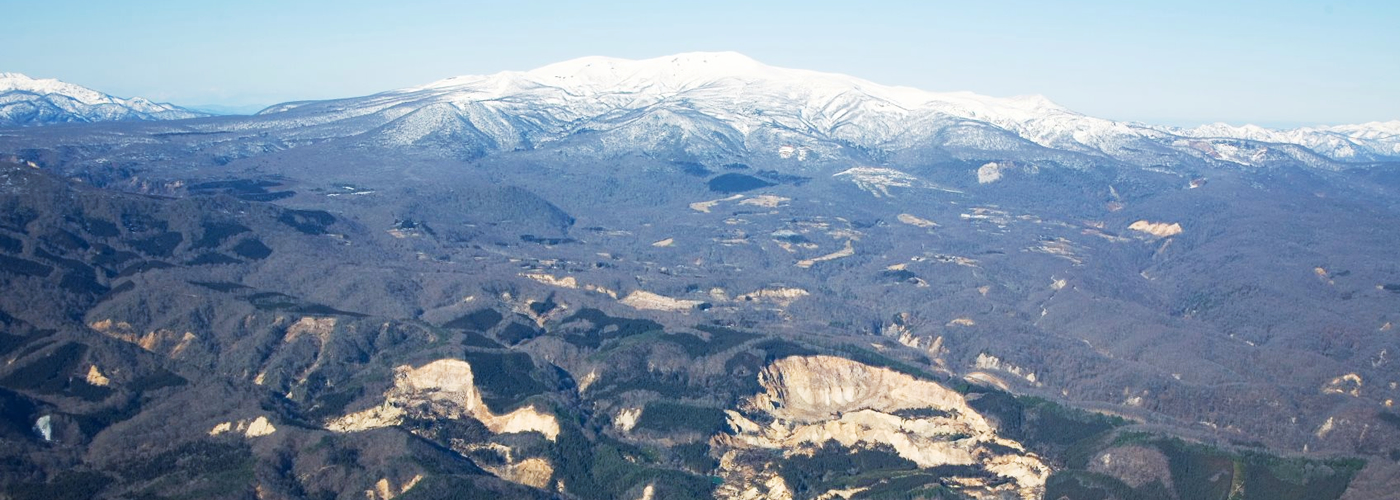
[
  {"xmin": 500, "ymin": 457, "xmax": 553, "ymax": 489},
  {"xmin": 367, "ymin": 474, "xmax": 423, "ymax": 500},
  {"xmin": 523, "ymin": 273, "xmax": 579, "ymax": 289},
  {"xmin": 615, "ymin": 407, "xmax": 642, "ymax": 432},
  {"xmin": 90, "ymin": 319, "xmax": 202, "ymax": 358},
  {"xmin": 460, "ymin": 443, "xmax": 555, "ymax": 489},
  {"xmin": 740, "ymin": 195, "xmax": 790, "ymax": 208},
  {"xmin": 897, "ymin": 213, "xmax": 938, "ymax": 228},
  {"xmin": 973, "ymin": 353, "xmax": 1040, "ymax": 386},
  {"xmin": 284, "ymin": 316, "xmax": 336, "ymax": 343},
  {"xmin": 735, "ymin": 287, "xmax": 809, "ymax": 306},
  {"xmin": 1088, "ymin": 446, "xmax": 1174, "ymax": 491},
  {"xmin": 1128, "ymin": 220, "xmax": 1183, "ymax": 237},
  {"xmin": 834, "ymin": 167, "xmax": 960, "ymax": 198},
  {"xmin": 796, "ymin": 240, "xmax": 854, "ymax": 269},
  {"xmin": 977, "ymin": 162, "xmax": 1006, "ymax": 184},
  {"xmin": 1323, "ymin": 373, "xmax": 1363, "ymax": 397},
  {"xmin": 712, "ymin": 355, "xmax": 1050, "ymax": 500},
  {"xmin": 522, "ymin": 272, "xmax": 618, "ymax": 298},
  {"xmin": 326, "ymin": 359, "xmax": 559, "ymax": 441},
  {"xmin": 85, "ymin": 365, "xmax": 111, "ymax": 387},
  {"xmin": 620, "ymin": 290, "xmax": 704, "ymax": 312},
  {"xmin": 209, "ymin": 416, "xmax": 278, "ymax": 438},
  {"xmin": 691, "ymin": 194, "xmax": 745, "ymax": 213}
]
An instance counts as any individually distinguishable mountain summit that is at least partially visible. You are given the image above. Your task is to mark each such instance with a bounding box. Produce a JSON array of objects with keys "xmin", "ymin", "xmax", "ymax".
[
  {"xmin": 0, "ymin": 72, "xmax": 208, "ymax": 127},
  {"xmin": 247, "ymin": 52, "xmax": 1400, "ymax": 167}
]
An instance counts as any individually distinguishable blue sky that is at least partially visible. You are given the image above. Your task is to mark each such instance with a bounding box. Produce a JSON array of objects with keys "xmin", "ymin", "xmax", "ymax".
[{"xmin": 5, "ymin": 0, "xmax": 1397, "ymax": 126}]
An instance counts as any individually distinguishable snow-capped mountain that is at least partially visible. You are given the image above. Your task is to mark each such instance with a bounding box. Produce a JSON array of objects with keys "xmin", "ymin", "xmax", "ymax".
[
  {"xmin": 248, "ymin": 52, "xmax": 1161, "ymax": 163},
  {"xmin": 245, "ymin": 52, "xmax": 1392, "ymax": 169},
  {"xmin": 4, "ymin": 53, "xmax": 1393, "ymax": 172},
  {"xmin": 1174, "ymin": 121, "xmax": 1400, "ymax": 162},
  {"xmin": 0, "ymin": 72, "xmax": 208, "ymax": 127}
]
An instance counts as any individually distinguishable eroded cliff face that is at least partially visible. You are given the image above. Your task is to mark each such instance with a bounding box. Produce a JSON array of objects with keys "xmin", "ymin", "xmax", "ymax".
[
  {"xmin": 712, "ymin": 355, "xmax": 1050, "ymax": 500},
  {"xmin": 326, "ymin": 359, "xmax": 559, "ymax": 440},
  {"xmin": 459, "ymin": 443, "xmax": 555, "ymax": 489},
  {"xmin": 323, "ymin": 359, "xmax": 560, "ymax": 489}
]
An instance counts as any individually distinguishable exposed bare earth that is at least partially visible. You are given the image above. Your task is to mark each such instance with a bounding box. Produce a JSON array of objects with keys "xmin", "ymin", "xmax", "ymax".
[{"xmin": 712, "ymin": 355, "xmax": 1050, "ymax": 500}]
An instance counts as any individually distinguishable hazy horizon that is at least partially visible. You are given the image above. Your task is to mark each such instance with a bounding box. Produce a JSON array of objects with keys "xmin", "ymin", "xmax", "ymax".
[{"xmin": 7, "ymin": 0, "xmax": 1398, "ymax": 128}]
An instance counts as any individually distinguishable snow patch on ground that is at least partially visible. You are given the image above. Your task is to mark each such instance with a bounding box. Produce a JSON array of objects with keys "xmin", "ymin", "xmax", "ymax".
[{"xmin": 834, "ymin": 167, "xmax": 958, "ymax": 197}]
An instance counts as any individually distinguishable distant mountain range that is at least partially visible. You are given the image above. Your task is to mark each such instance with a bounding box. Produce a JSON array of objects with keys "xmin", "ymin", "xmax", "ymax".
[
  {"xmin": 235, "ymin": 51, "xmax": 1398, "ymax": 168},
  {"xmin": 4, "ymin": 53, "xmax": 1397, "ymax": 168},
  {"xmin": 0, "ymin": 72, "xmax": 208, "ymax": 127}
]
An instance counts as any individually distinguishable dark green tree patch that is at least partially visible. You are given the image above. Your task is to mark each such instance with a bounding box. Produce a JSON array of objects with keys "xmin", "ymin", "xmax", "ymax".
[
  {"xmin": 0, "ymin": 205, "xmax": 38, "ymax": 233},
  {"xmin": 562, "ymin": 308, "xmax": 664, "ymax": 348},
  {"xmin": 303, "ymin": 387, "xmax": 363, "ymax": 421},
  {"xmin": 708, "ymin": 173, "xmax": 775, "ymax": 193},
  {"xmin": 497, "ymin": 322, "xmax": 543, "ymax": 346},
  {"xmin": 191, "ymin": 221, "xmax": 251, "ymax": 249},
  {"xmin": 460, "ymin": 331, "xmax": 502, "ymax": 349},
  {"xmin": 460, "ymin": 351, "xmax": 548, "ymax": 413},
  {"xmin": 246, "ymin": 292, "xmax": 366, "ymax": 317},
  {"xmin": 671, "ymin": 441, "xmax": 718, "ymax": 473},
  {"xmin": 890, "ymin": 408, "xmax": 951, "ymax": 419},
  {"xmin": 230, "ymin": 238, "xmax": 272, "ymax": 259},
  {"xmin": 1379, "ymin": 411, "xmax": 1400, "ymax": 430},
  {"xmin": 278, "ymin": 209, "xmax": 336, "ymax": 235},
  {"xmin": 186, "ymin": 253, "xmax": 242, "ymax": 266},
  {"xmin": 0, "ymin": 233, "xmax": 23, "ymax": 253},
  {"xmin": 528, "ymin": 297, "xmax": 557, "ymax": 316},
  {"xmin": 0, "ymin": 387, "xmax": 39, "ymax": 439},
  {"xmin": 116, "ymin": 260, "xmax": 174, "ymax": 277},
  {"xmin": 120, "ymin": 212, "xmax": 167, "ymax": 234},
  {"xmin": 40, "ymin": 229, "xmax": 89, "ymax": 251},
  {"xmin": 188, "ymin": 280, "xmax": 251, "ymax": 292},
  {"xmin": 0, "ymin": 254, "xmax": 52, "ymax": 277},
  {"xmin": 520, "ymin": 234, "xmax": 577, "ymax": 245},
  {"xmin": 673, "ymin": 161, "xmax": 713, "ymax": 177},
  {"xmin": 4, "ymin": 470, "xmax": 114, "ymax": 500},
  {"xmin": 443, "ymin": 309, "xmax": 503, "ymax": 331},
  {"xmin": 777, "ymin": 442, "xmax": 919, "ymax": 497},
  {"xmin": 751, "ymin": 338, "xmax": 819, "ymax": 361},
  {"xmin": 129, "ymin": 368, "xmax": 187, "ymax": 392},
  {"xmin": 91, "ymin": 244, "xmax": 140, "ymax": 268},
  {"xmin": 634, "ymin": 401, "xmax": 728, "ymax": 435},
  {"xmin": 667, "ymin": 325, "xmax": 757, "ymax": 358},
  {"xmin": 129, "ymin": 231, "xmax": 184, "ymax": 257},
  {"xmin": 881, "ymin": 269, "xmax": 918, "ymax": 282},
  {"xmin": 0, "ymin": 342, "xmax": 112, "ymax": 401},
  {"xmin": 95, "ymin": 280, "xmax": 134, "ymax": 303},
  {"xmin": 116, "ymin": 440, "xmax": 254, "ymax": 484},
  {"xmin": 81, "ymin": 217, "xmax": 120, "ymax": 238}
]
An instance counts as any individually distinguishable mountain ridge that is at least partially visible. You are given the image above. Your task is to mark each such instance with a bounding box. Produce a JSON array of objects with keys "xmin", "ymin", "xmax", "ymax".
[
  {"xmin": 0, "ymin": 72, "xmax": 208, "ymax": 127},
  {"xmin": 5, "ymin": 53, "xmax": 1397, "ymax": 171},
  {"xmin": 244, "ymin": 51, "xmax": 1398, "ymax": 167}
]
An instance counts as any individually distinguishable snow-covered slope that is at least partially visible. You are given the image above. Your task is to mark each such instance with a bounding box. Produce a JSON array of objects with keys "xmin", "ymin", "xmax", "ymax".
[
  {"xmin": 249, "ymin": 52, "xmax": 1394, "ymax": 168},
  {"xmin": 256, "ymin": 52, "xmax": 1173, "ymax": 162},
  {"xmin": 14, "ymin": 53, "xmax": 1390, "ymax": 169},
  {"xmin": 1174, "ymin": 121, "xmax": 1400, "ymax": 162},
  {"xmin": 0, "ymin": 72, "xmax": 208, "ymax": 127}
]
